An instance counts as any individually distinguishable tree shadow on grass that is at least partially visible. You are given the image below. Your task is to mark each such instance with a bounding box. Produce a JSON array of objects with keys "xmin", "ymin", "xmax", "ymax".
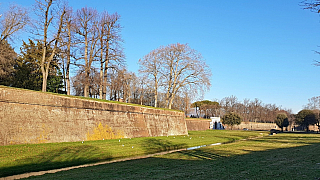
[
  {"xmin": 0, "ymin": 145, "xmax": 112, "ymax": 177},
  {"xmin": 177, "ymin": 149, "xmax": 224, "ymax": 160},
  {"xmin": 22, "ymin": 142, "xmax": 320, "ymax": 180},
  {"xmin": 3, "ymin": 134, "xmax": 320, "ymax": 179},
  {"xmin": 251, "ymin": 134, "xmax": 320, "ymax": 145},
  {"xmin": 1, "ymin": 139, "xmax": 187, "ymax": 178},
  {"xmin": 141, "ymin": 139, "xmax": 188, "ymax": 154}
]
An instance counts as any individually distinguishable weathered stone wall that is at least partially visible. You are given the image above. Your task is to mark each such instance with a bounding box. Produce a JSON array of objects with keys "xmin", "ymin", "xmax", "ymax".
[
  {"xmin": 0, "ymin": 86, "xmax": 187, "ymax": 146},
  {"xmin": 185, "ymin": 119, "xmax": 211, "ymax": 131},
  {"xmin": 224, "ymin": 122, "xmax": 278, "ymax": 130},
  {"xmin": 226, "ymin": 122, "xmax": 319, "ymax": 131},
  {"xmin": 186, "ymin": 118, "xmax": 280, "ymax": 131}
]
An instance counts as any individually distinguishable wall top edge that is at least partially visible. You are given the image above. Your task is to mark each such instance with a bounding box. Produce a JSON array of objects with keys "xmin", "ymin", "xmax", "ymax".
[{"xmin": 0, "ymin": 86, "xmax": 184, "ymax": 115}]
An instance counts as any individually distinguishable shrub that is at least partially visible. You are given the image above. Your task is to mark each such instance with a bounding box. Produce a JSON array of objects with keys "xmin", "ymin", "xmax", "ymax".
[
  {"xmin": 87, "ymin": 122, "xmax": 124, "ymax": 140},
  {"xmin": 221, "ymin": 112, "xmax": 242, "ymax": 130}
]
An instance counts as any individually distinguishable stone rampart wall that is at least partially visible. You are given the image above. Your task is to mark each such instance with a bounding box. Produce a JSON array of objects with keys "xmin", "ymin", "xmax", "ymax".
[
  {"xmin": 0, "ymin": 86, "xmax": 187, "ymax": 146},
  {"xmin": 186, "ymin": 118, "xmax": 280, "ymax": 131},
  {"xmin": 185, "ymin": 119, "xmax": 211, "ymax": 131},
  {"xmin": 224, "ymin": 122, "xmax": 278, "ymax": 130}
]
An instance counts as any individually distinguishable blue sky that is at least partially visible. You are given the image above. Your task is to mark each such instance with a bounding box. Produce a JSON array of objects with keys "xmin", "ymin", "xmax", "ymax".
[{"xmin": 2, "ymin": 0, "xmax": 320, "ymax": 113}]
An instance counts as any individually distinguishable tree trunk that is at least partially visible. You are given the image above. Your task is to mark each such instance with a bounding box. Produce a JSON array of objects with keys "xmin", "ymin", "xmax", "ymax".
[
  {"xmin": 154, "ymin": 93, "xmax": 158, "ymax": 108},
  {"xmin": 103, "ymin": 41, "xmax": 110, "ymax": 100},
  {"xmin": 168, "ymin": 93, "xmax": 176, "ymax": 109},
  {"xmin": 84, "ymin": 68, "xmax": 89, "ymax": 97},
  {"xmin": 41, "ymin": 45, "xmax": 47, "ymax": 92},
  {"xmin": 42, "ymin": 71, "xmax": 47, "ymax": 92},
  {"xmin": 84, "ymin": 32, "xmax": 89, "ymax": 97},
  {"xmin": 66, "ymin": 53, "xmax": 70, "ymax": 95},
  {"xmin": 40, "ymin": 2, "xmax": 65, "ymax": 93},
  {"xmin": 99, "ymin": 52, "xmax": 104, "ymax": 99},
  {"xmin": 66, "ymin": 27, "xmax": 71, "ymax": 95},
  {"xmin": 154, "ymin": 80, "xmax": 158, "ymax": 107}
]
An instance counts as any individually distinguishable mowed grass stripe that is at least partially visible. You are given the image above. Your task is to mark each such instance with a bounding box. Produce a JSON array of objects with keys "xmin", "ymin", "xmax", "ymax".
[
  {"xmin": 23, "ymin": 133, "xmax": 320, "ymax": 180},
  {"xmin": 0, "ymin": 130, "xmax": 265, "ymax": 177}
]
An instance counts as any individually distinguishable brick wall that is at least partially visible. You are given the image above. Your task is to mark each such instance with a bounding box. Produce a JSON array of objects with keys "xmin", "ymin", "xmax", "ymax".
[{"xmin": 0, "ymin": 86, "xmax": 187, "ymax": 146}]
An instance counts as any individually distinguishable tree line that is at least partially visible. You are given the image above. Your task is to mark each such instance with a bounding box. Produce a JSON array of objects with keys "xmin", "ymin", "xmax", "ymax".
[
  {"xmin": 302, "ymin": 96, "xmax": 320, "ymax": 131},
  {"xmin": 191, "ymin": 96, "xmax": 293, "ymax": 123},
  {"xmin": 0, "ymin": 0, "xmax": 212, "ymax": 111},
  {"xmin": 190, "ymin": 95, "xmax": 320, "ymax": 132}
]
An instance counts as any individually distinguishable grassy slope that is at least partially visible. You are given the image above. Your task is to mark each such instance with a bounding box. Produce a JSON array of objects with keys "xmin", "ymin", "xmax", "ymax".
[
  {"xmin": 25, "ymin": 132, "xmax": 320, "ymax": 180},
  {"xmin": 0, "ymin": 130, "xmax": 265, "ymax": 177}
]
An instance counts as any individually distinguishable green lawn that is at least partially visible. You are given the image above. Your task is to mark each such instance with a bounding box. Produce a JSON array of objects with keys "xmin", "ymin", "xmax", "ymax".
[
  {"xmin": 23, "ymin": 132, "xmax": 320, "ymax": 180},
  {"xmin": 0, "ymin": 130, "xmax": 265, "ymax": 178}
]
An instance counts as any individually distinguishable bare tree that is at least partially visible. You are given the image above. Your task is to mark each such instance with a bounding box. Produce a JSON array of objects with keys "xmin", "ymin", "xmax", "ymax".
[
  {"xmin": 205, "ymin": 96, "xmax": 288, "ymax": 123},
  {"xmin": 0, "ymin": 4, "xmax": 29, "ymax": 42},
  {"xmin": 72, "ymin": 67, "xmax": 100, "ymax": 97},
  {"xmin": 139, "ymin": 48, "xmax": 162, "ymax": 107},
  {"xmin": 170, "ymin": 92, "xmax": 191, "ymax": 115},
  {"xmin": 98, "ymin": 11, "xmax": 124, "ymax": 100},
  {"xmin": 60, "ymin": 5, "xmax": 75, "ymax": 95},
  {"xmin": 240, "ymin": 98, "xmax": 250, "ymax": 122},
  {"xmin": 122, "ymin": 70, "xmax": 134, "ymax": 103},
  {"xmin": 71, "ymin": 71, "xmax": 84, "ymax": 96},
  {"xmin": 301, "ymin": 0, "xmax": 320, "ymax": 13},
  {"xmin": 304, "ymin": 96, "xmax": 320, "ymax": 110},
  {"xmin": 33, "ymin": 0, "xmax": 66, "ymax": 92},
  {"xmin": 74, "ymin": 7, "xmax": 99, "ymax": 97},
  {"xmin": 139, "ymin": 43, "xmax": 211, "ymax": 109},
  {"xmin": 137, "ymin": 76, "xmax": 147, "ymax": 105},
  {"xmin": 129, "ymin": 75, "xmax": 153, "ymax": 106},
  {"xmin": 129, "ymin": 73, "xmax": 140, "ymax": 104},
  {"xmin": 165, "ymin": 44, "xmax": 211, "ymax": 109},
  {"xmin": 249, "ymin": 98, "xmax": 262, "ymax": 122},
  {"xmin": 301, "ymin": 1, "xmax": 320, "ymax": 66},
  {"xmin": 106, "ymin": 68, "xmax": 132, "ymax": 102},
  {"xmin": 220, "ymin": 95, "xmax": 238, "ymax": 113}
]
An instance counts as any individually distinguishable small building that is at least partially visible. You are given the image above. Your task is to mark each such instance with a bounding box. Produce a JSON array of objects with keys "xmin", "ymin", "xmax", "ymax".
[{"xmin": 210, "ymin": 117, "xmax": 224, "ymax": 130}]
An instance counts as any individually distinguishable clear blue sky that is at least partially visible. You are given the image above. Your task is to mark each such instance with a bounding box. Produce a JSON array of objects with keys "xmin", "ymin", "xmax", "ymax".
[{"xmin": 3, "ymin": 0, "xmax": 320, "ymax": 113}]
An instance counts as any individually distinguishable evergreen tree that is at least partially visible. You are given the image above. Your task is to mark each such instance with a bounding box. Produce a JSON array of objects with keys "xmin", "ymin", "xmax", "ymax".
[
  {"xmin": 275, "ymin": 113, "xmax": 289, "ymax": 132},
  {"xmin": 0, "ymin": 40, "xmax": 17, "ymax": 86},
  {"xmin": 295, "ymin": 109, "xmax": 317, "ymax": 132},
  {"xmin": 11, "ymin": 39, "xmax": 64, "ymax": 93},
  {"xmin": 221, "ymin": 112, "xmax": 242, "ymax": 130}
]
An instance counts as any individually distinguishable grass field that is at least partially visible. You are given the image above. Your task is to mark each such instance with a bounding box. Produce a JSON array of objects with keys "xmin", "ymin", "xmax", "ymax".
[
  {"xmin": 22, "ymin": 132, "xmax": 320, "ymax": 180},
  {"xmin": 0, "ymin": 130, "xmax": 265, "ymax": 178}
]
